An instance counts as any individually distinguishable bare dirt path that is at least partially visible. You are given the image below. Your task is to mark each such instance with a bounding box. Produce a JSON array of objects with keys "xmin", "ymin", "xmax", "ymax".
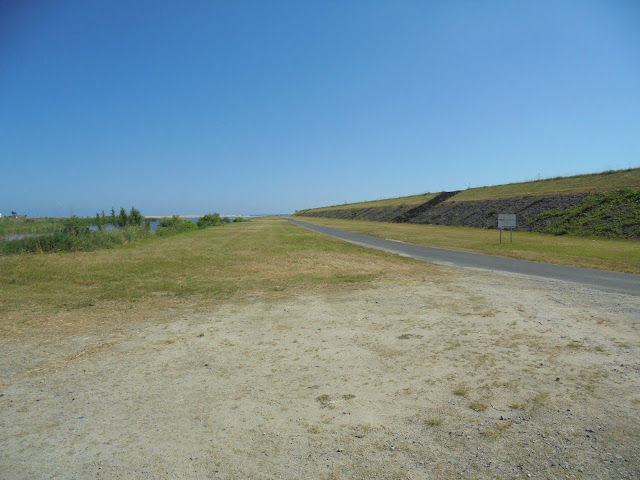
[{"xmin": 1, "ymin": 267, "xmax": 639, "ymax": 479}]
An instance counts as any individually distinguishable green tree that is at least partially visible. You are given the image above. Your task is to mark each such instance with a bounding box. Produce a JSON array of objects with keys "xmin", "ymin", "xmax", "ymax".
[
  {"xmin": 129, "ymin": 207, "xmax": 143, "ymax": 226},
  {"xmin": 118, "ymin": 207, "xmax": 128, "ymax": 228},
  {"xmin": 95, "ymin": 213, "xmax": 103, "ymax": 230}
]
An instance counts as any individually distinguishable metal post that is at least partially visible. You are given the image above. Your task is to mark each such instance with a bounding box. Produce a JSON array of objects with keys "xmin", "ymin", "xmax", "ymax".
[
  {"xmin": 499, "ymin": 229, "xmax": 502, "ymax": 244},
  {"xmin": 510, "ymin": 229, "xmax": 513, "ymax": 244}
]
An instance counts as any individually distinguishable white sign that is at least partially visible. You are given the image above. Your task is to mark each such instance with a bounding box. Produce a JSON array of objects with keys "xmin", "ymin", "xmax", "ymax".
[{"xmin": 498, "ymin": 214, "xmax": 516, "ymax": 229}]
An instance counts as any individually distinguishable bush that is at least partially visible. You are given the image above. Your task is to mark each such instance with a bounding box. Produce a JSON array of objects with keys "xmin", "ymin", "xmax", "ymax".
[
  {"xmin": 156, "ymin": 215, "xmax": 198, "ymax": 236},
  {"xmin": 0, "ymin": 226, "xmax": 151, "ymax": 255},
  {"xmin": 64, "ymin": 216, "xmax": 90, "ymax": 237},
  {"xmin": 197, "ymin": 213, "xmax": 222, "ymax": 229}
]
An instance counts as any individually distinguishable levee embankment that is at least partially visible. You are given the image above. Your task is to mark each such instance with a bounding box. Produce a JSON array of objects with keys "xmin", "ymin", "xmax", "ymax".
[{"xmin": 296, "ymin": 169, "xmax": 640, "ymax": 238}]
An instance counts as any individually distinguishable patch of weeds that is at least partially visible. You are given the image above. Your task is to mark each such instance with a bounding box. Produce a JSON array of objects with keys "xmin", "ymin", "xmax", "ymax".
[
  {"xmin": 497, "ymin": 422, "xmax": 512, "ymax": 432},
  {"xmin": 530, "ymin": 392, "xmax": 549, "ymax": 411},
  {"xmin": 305, "ymin": 423, "xmax": 321, "ymax": 434},
  {"xmin": 444, "ymin": 340, "xmax": 462, "ymax": 351},
  {"xmin": 426, "ymin": 418, "xmax": 443, "ymax": 426},
  {"xmin": 483, "ymin": 422, "xmax": 512, "ymax": 437},
  {"xmin": 469, "ymin": 401, "xmax": 488, "ymax": 412},
  {"xmin": 453, "ymin": 386, "xmax": 469, "ymax": 398},
  {"xmin": 197, "ymin": 333, "xmax": 205, "ymax": 337},
  {"xmin": 316, "ymin": 394, "xmax": 334, "ymax": 409},
  {"xmin": 509, "ymin": 403, "xmax": 527, "ymax": 411},
  {"xmin": 342, "ymin": 394, "xmax": 356, "ymax": 400},
  {"xmin": 397, "ymin": 333, "xmax": 424, "ymax": 340}
]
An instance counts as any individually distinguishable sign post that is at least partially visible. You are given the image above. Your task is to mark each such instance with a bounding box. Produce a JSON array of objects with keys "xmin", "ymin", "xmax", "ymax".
[{"xmin": 498, "ymin": 214, "xmax": 516, "ymax": 244}]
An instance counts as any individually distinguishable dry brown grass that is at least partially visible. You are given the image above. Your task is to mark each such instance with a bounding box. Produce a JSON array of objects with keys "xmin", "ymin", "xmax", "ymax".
[{"xmin": 0, "ymin": 217, "xmax": 446, "ymax": 341}]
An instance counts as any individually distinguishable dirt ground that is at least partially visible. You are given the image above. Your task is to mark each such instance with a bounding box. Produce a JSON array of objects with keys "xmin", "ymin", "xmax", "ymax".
[{"xmin": 1, "ymin": 266, "xmax": 639, "ymax": 479}]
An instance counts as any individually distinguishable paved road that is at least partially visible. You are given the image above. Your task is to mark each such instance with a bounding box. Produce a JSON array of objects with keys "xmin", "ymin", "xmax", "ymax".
[{"xmin": 286, "ymin": 218, "xmax": 640, "ymax": 297}]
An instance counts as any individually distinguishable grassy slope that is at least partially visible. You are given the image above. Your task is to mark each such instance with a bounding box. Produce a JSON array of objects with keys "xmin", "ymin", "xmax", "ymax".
[
  {"xmin": 530, "ymin": 189, "xmax": 640, "ymax": 238},
  {"xmin": 0, "ymin": 218, "xmax": 438, "ymax": 339},
  {"xmin": 293, "ymin": 217, "xmax": 640, "ymax": 274},
  {"xmin": 300, "ymin": 193, "xmax": 437, "ymax": 213},
  {"xmin": 299, "ymin": 168, "xmax": 640, "ymax": 212},
  {"xmin": 450, "ymin": 168, "xmax": 640, "ymax": 201}
]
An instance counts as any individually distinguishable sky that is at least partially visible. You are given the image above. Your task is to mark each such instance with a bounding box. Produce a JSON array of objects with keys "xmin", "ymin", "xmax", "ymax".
[{"xmin": 1, "ymin": 0, "xmax": 639, "ymax": 217}]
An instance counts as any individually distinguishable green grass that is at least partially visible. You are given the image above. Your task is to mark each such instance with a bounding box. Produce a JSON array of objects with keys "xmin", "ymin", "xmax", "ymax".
[
  {"xmin": 529, "ymin": 189, "xmax": 640, "ymax": 238},
  {"xmin": 0, "ymin": 217, "xmax": 94, "ymax": 237},
  {"xmin": 299, "ymin": 192, "xmax": 437, "ymax": 213},
  {"xmin": 0, "ymin": 226, "xmax": 151, "ymax": 255},
  {"xmin": 293, "ymin": 217, "xmax": 640, "ymax": 273},
  {"xmin": 0, "ymin": 218, "xmax": 439, "ymax": 338},
  {"xmin": 448, "ymin": 168, "xmax": 640, "ymax": 202}
]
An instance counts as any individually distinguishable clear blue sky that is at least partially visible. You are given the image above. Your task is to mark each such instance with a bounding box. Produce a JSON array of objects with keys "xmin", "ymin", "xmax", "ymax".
[{"xmin": 1, "ymin": 1, "xmax": 639, "ymax": 217}]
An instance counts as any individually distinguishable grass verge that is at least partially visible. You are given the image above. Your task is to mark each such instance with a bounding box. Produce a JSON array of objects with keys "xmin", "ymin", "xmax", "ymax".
[{"xmin": 294, "ymin": 217, "xmax": 640, "ymax": 273}]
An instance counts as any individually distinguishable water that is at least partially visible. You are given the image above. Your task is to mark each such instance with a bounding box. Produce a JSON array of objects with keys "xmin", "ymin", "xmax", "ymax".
[
  {"xmin": 2, "ymin": 233, "xmax": 52, "ymax": 241},
  {"xmin": 90, "ymin": 221, "xmax": 162, "ymax": 232},
  {"xmin": 1, "ymin": 215, "xmax": 281, "ymax": 242}
]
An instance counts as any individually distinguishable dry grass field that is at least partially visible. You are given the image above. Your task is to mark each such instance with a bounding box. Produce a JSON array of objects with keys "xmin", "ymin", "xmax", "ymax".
[{"xmin": 1, "ymin": 218, "xmax": 639, "ymax": 479}]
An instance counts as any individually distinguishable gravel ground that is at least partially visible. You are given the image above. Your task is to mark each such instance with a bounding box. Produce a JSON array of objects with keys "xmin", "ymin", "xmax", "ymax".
[{"xmin": 1, "ymin": 266, "xmax": 639, "ymax": 479}]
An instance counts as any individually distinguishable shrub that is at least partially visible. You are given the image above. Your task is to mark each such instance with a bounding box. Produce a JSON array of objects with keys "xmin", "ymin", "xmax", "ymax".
[
  {"xmin": 156, "ymin": 215, "xmax": 198, "ymax": 235},
  {"xmin": 64, "ymin": 216, "xmax": 90, "ymax": 237},
  {"xmin": 197, "ymin": 213, "xmax": 222, "ymax": 229}
]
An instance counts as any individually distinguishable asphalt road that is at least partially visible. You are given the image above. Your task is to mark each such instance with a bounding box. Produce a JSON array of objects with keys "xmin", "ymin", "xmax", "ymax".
[{"xmin": 286, "ymin": 218, "xmax": 640, "ymax": 297}]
